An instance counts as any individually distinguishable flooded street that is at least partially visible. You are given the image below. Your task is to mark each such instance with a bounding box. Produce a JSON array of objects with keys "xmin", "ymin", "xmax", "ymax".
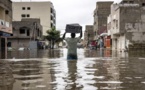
[{"xmin": 1, "ymin": 48, "xmax": 145, "ymax": 90}]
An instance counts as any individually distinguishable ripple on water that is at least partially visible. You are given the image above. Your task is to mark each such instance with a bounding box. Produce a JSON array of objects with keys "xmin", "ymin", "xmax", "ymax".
[{"xmin": 3, "ymin": 49, "xmax": 145, "ymax": 90}]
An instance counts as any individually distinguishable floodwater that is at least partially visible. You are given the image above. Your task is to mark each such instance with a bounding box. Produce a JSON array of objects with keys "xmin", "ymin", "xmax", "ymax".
[{"xmin": 1, "ymin": 48, "xmax": 145, "ymax": 90}]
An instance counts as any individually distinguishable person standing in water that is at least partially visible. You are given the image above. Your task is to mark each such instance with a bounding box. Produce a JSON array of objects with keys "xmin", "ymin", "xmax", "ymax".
[{"xmin": 62, "ymin": 30, "xmax": 82, "ymax": 60}]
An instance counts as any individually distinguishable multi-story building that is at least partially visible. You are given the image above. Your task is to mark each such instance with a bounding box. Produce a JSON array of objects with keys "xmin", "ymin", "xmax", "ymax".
[
  {"xmin": 84, "ymin": 25, "xmax": 94, "ymax": 47},
  {"xmin": 12, "ymin": 1, "xmax": 56, "ymax": 36},
  {"xmin": 108, "ymin": 0, "xmax": 145, "ymax": 51},
  {"xmin": 120, "ymin": 0, "xmax": 145, "ymax": 5},
  {"xmin": 93, "ymin": 1, "xmax": 113, "ymax": 39},
  {"xmin": 8, "ymin": 18, "xmax": 42, "ymax": 49},
  {"xmin": 0, "ymin": 0, "xmax": 12, "ymax": 58}
]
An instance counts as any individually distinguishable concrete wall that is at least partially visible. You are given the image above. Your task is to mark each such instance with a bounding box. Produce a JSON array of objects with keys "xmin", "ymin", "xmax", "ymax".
[
  {"xmin": 8, "ymin": 39, "xmax": 31, "ymax": 49},
  {"xmin": 109, "ymin": 3, "xmax": 145, "ymax": 51},
  {"xmin": 12, "ymin": 2, "xmax": 55, "ymax": 36},
  {"xmin": 121, "ymin": 6, "xmax": 145, "ymax": 50},
  {"xmin": 7, "ymin": 19, "xmax": 43, "ymax": 50},
  {"xmin": 93, "ymin": 1, "xmax": 113, "ymax": 39},
  {"xmin": 84, "ymin": 25, "xmax": 94, "ymax": 47},
  {"xmin": 0, "ymin": 0, "xmax": 12, "ymax": 33},
  {"xmin": 0, "ymin": 0, "xmax": 12, "ymax": 59}
]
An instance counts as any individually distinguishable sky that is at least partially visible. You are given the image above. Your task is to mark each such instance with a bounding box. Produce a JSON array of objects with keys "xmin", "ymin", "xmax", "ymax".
[{"xmin": 12, "ymin": 0, "xmax": 122, "ymax": 35}]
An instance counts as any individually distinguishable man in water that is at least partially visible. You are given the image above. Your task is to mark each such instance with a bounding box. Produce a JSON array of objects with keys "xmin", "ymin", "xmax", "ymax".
[{"xmin": 62, "ymin": 30, "xmax": 82, "ymax": 60}]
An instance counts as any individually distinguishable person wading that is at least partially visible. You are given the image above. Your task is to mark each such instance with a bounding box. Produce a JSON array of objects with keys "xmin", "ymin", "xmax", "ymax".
[{"xmin": 62, "ymin": 30, "xmax": 82, "ymax": 60}]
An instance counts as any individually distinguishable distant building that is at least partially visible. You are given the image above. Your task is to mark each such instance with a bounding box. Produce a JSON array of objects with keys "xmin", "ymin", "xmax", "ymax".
[
  {"xmin": 84, "ymin": 25, "xmax": 94, "ymax": 47},
  {"xmin": 108, "ymin": 1, "xmax": 145, "ymax": 51},
  {"xmin": 0, "ymin": 0, "xmax": 12, "ymax": 58},
  {"xmin": 120, "ymin": 0, "xmax": 145, "ymax": 5},
  {"xmin": 8, "ymin": 18, "xmax": 42, "ymax": 49},
  {"xmin": 93, "ymin": 1, "xmax": 113, "ymax": 39},
  {"xmin": 12, "ymin": 1, "xmax": 56, "ymax": 36}
]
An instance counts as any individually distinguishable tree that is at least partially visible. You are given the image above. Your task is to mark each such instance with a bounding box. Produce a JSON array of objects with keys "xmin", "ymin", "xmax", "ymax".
[{"xmin": 46, "ymin": 27, "xmax": 61, "ymax": 49}]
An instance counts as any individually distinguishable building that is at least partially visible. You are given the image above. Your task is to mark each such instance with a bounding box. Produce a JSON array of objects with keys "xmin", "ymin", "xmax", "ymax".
[
  {"xmin": 107, "ymin": 0, "xmax": 145, "ymax": 51},
  {"xmin": 0, "ymin": 0, "xmax": 12, "ymax": 59},
  {"xmin": 120, "ymin": 0, "xmax": 145, "ymax": 5},
  {"xmin": 93, "ymin": 1, "xmax": 113, "ymax": 39},
  {"xmin": 84, "ymin": 25, "xmax": 94, "ymax": 47},
  {"xmin": 8, "ymin": 18, "xmax": 42, "ymax": 50},
  {"xmin": 12, "ymin": 1, "xmax": 56, "ymax": 36}
]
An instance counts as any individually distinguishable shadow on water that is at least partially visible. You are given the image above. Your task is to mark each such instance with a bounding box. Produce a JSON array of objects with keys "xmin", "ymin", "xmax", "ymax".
[{"xmin": 1, "ymin": 48, "xmax": 145, "ymax": 90}]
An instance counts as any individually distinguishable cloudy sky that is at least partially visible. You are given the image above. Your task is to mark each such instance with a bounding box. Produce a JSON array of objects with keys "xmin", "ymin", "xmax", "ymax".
[{"xmin": 12, "ymin": 0, "xmax": 121, "ymax": 33}]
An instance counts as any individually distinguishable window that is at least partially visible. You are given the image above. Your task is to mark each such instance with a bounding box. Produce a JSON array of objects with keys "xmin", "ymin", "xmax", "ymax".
[
  {"xmin": 7, "ymin": 42, "xmax": 11, "ymax": 47},
  {"xmin": 129, "ymin": 1, "xmax": 134, "ymax": 3},
  {"xmin": 27, "ymin": 30, "xmax": 30, "ymax": 36},
  {"xmin": 142, "ymin": 3, "xmax": 145, "ymax": 6},
  {"xmin": 123, "ymin": 1, "xmax": 128, "ymax": 3},
  {"xmin": 20, "ymin": 29, "xmax": 25, "ymax": 34},
  {"xmin": 21, "ymin": 14, "xmax": 26, "ymax": 17},
  {"xmin": 27, "ymin": 14, "xmax": 30, "ymax": 17},
  {"xmin": 50, "ymin": 8, "xmax": 53, "ymax": 13},
  {"xmin": 27, "ymin": 7, "xmax": 31, "ymax": 10},
  {"xmin": 22, "ymin": 7, "xmax": 25, "ymax": 10},
  {"xmin": 116, "ymin": 20, "xmax": 118, "ymax": 29},
  {"xmin": 94, "ymin": 21, "xmax": 96, "ymax": 25},
  {"xmin": 5, "ymin": 10, "xmax": 9, "ymax": 14},
  {"xmin": 51, "ymin": 15, "xmax": 53, "ymax": 20},
  {"xmin": 51, "ymin": 23, "xmax": 53, "ymax": 28}
]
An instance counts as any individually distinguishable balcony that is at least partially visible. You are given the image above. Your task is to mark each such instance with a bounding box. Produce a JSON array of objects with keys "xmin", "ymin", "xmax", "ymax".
[
  {"xmin": 0, "ymin": 0, "xmax": 12, "ymax": 11},
  {"xmin": 0, "ymin": 19, "xmax": 12, "ymax": 34},
  {"xmin": 111, "ymin": 27, "xmax": 120, "ymax": 35}
]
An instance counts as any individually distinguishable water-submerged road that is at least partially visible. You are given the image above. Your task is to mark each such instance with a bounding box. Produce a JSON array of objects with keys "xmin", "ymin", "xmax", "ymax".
[{"xmin": 0, "ymin": 48, "xmax": 145, "ymax": 90}]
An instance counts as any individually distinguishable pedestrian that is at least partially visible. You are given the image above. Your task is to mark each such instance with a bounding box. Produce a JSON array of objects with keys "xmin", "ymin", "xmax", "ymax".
[
  {"xmin": 100, "ymin": 36, "xmax": 104, "ymax": 49},
  {"xmin": 62, "ymin": 30, "xmax": 82, "ymax": 60}
]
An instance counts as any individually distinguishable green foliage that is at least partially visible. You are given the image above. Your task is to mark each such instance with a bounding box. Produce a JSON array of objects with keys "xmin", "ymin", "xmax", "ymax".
[
  {"xmin": 46, "ymin": 27, "xmax": 60, "ymax": 41},
  {"xmin": 46, "ymin": 27, "xmax": 62, "ymax": 49}
]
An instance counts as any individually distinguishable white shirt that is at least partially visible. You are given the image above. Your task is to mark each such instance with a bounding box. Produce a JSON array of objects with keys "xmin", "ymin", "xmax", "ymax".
[{"xmin": 65, "ymin": 37, "xmax": 80, "ymax": 55}]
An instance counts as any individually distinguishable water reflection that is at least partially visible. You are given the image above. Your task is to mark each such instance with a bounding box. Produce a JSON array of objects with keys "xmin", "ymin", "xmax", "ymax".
[
  {"xmin": 0, "ymin": 50, "xmax": 7, "ymax": 59},
  {"xmin": 66, "ymin": 61, "xmax": 77, "ymax": 90},
  {"xmin": 128, "ymin": 50, "xmax": 145, "ymax": 57},
  {"xmin": 7, "ymin": 49, "xmax": 62, "ymax": 59},
  {"xmin": 2, "ymin": 48, "xmax": 145, "ymax": 59},
  {"xmin": 0, "ymin": 60, "xmax": 15, "ymax": 90},
  {"xmin": 1, "ymin": 49, "xmax": 145, "ymax": 90},
  {"xmin": 84, "ymin": 48, "xmax": 112, "ymax": 57}
]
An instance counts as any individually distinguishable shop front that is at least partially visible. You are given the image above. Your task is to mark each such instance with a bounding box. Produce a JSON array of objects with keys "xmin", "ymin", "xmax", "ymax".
[{"xmin": 0, "ymin": 24, "xmax": 12, "ymax": 59}]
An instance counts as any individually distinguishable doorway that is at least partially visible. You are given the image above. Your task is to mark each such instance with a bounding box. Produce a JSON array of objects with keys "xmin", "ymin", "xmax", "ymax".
[{"xmin": 0, "ymin": 38, "xmax": 6, "ymax": 59}]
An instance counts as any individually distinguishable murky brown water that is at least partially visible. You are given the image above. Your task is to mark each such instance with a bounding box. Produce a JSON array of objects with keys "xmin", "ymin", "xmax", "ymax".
[{"xmin": 1, "ymin": 48, "xmax": 145, "ymax": 90}]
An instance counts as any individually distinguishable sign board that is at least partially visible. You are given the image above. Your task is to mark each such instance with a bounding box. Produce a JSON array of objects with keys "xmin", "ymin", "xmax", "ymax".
[{"xmin": 65, "ymin": 24, "xmax": 82, "ymax": 33}]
